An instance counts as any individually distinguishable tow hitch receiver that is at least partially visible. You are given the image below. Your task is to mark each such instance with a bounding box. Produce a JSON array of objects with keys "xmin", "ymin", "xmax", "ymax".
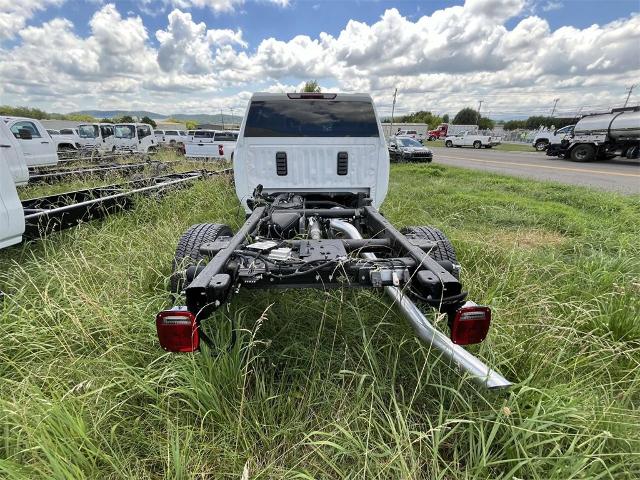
[
  {"xmin": 450, "ymin": 304, "xmax": 491, "ymax": 345},
  {"xmin": 156, "ymin": 308, "xmax": 199, "ymax": 352}
]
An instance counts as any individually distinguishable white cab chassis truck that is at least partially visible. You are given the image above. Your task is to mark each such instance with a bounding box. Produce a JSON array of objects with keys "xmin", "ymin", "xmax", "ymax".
[
  {"xmin": 155, "ymin": 92, "xmax": 510, "ymax": 390},
  {"xmin": 2, "ymin": 117, "xmax": 58, "ymax": 167},
  {"xmin": 78, "ymin": 123, "xmax": 117, "ymax": 154},
  {"xmin": 444, "ymin": 131, "xmax": 501, "ymax": 149},
  {"xmin": 114, "ymin": 123, "xmax": 158, "ymax": 154},
  {"xmin": 0, "ymin": 120, "xmax": 29, "ymax": 186}
]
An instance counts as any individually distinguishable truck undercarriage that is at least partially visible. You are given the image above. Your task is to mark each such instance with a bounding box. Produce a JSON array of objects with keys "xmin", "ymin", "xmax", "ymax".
[{"xmin": 160, "ymin": 188, "xmax": 512, "ymax": 389}]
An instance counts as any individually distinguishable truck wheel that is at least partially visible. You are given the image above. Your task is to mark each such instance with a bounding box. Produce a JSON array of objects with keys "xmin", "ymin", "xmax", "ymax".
[
  {"xmin": 534, "ymin": 140, "xmax": 548, "ymax": 151},
  {"xmin": 170, "ymin": 223, "xmax": 233, "ymax": 293},
  {"xmin": 401, "ymin": 226, "xmax": 459, "ymax": 279},
  {"xmin": 445, "ymin": 140, "xmax": 453, "ymax": 148},
  {"xmin": 473, "ymin": 141, "xmax": 482, "ymax": 149},
  {"xmin": 570, "ymin": 144, "xmax": 595, "ymax": 162}
]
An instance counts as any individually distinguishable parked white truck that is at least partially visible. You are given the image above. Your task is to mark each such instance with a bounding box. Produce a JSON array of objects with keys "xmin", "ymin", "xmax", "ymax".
[
  {"xmin": 77, "ymin": 123, "xmax": 117, "ymax": 154},
  {"xmin": 185, "ymin": 130, "xmax": 237, "ymax": 160},
  {"xmin": 0, "ymin": 120, "xmax": 29, "ymax": 186},
  {"xmin": 444, "ymin": 131, "xmax": 501, "ymax": 149},
  {"xmin": 2, "ymin": 117, "xmax": 58, "ymax": 167},
  {"xmin": 114, "ymin": 123, "xmax": 158, "ymax": 154}
]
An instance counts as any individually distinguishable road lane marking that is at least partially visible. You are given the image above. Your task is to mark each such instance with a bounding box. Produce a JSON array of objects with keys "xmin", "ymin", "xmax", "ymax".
[{"xmin": 437, "ymin": 154, "xmax": 640, "ymax": 178}]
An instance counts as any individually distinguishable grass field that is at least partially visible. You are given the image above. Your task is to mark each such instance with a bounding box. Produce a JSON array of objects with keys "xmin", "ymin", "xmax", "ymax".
[
  {"xmin": 1, "ymin": 157, "xmax": 639, "ymax": 478},
  {"xmin": 428, "ymin": 139, "xmax": 537, "ymax": 152}
]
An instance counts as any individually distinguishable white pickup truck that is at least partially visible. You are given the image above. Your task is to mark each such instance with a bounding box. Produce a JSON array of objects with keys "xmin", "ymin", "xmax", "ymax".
[
  {"xmin": 185, "ymin": 130, "xmax": 237, "ymax": 160},
  {"xmin": 2, "ymin": 117, "xmax": 58, "ymax": 167},
  {"xmin": 0, "ymin": 120, "xmax": 29, "ymax": 186},
  {"xmin": 444, "ymin": 131, "xmax": 501, "ymax": 149},
  {"xmin": 532, "ymin": 125, "xmax": 575, "ymax": 151},
  {"xmin": 47, "ymin": 129, "xmax": 81, "ymax": 153},
  {"xmin": 0, "ymin": 123, "xmax": 26, "ymax": 248}
]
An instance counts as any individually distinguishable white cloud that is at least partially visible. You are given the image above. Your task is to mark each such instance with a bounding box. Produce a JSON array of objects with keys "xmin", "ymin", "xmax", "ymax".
[
  {"xmin": 1, "ymin": 0, "xmax": 638, "ymax": 118},
  {"xmin": 0, "ymin": 0, "xmax": 65, "ymax": 39},
  {"xmin": 542, "ymin": 1, "xmax": 563, "ymax": 12}
]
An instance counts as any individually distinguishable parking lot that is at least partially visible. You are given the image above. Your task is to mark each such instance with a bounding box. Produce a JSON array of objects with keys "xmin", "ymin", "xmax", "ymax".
[{"xmin": 432, "ymin": 146, "xmax": 640, "ymax": 194}]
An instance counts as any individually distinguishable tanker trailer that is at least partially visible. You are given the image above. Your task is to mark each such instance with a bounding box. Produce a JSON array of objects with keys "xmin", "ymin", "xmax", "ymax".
[{"xmin": 547, "ymin": 106, "xmax": 640, "ymax": 162}]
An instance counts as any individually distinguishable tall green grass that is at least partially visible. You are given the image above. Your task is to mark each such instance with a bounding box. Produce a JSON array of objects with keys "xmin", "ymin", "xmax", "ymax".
[{"xmin": 1, "ymin": 160, "xmax": 639, "ymax": 478}]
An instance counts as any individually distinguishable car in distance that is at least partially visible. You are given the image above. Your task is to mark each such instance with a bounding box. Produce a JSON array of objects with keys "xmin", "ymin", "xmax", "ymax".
[
  {"xmin": 388, "ymin": 136, "xmax": 433, "ymax": 162},
  {"xmin": 444, "ymin": 131, "xmax": 501, "ymax": 149}
]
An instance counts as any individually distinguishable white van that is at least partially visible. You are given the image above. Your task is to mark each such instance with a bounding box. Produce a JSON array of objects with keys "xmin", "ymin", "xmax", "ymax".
[
  {"xmin": 78, "ymin": 123, "xmax": 117, "ymax": 153},
  {"xmin": 2, "ymin": 117, "xmax": 58, "ymax": 167},
  {"xmin": 0, "ymin": 146, "xmax": 25, "ymax": 249},
  {"xmin": 233, "ymin": 92, "xmax": 389, "ymax": 212},
  {"xmin": 114, "ymin": 123, "xmax": 157, "ymax": 153},
  {"xmin": 0, "ymin": 120, "xmax": 29, "ymax": 186}
]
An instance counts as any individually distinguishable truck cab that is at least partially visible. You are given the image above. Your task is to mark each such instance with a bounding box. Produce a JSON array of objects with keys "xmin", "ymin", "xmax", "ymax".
[
  {"xmin": 2, "ymin": 117, "xmax": 58, "ymax": 167},
  {"xmin": 0, "ymin": 120, "xmax": 29, "ymax": 186},
  {"xmin": 114, "ymin": 123, "xmax": 157, "ymax": 153},
  {"xmin": 78, "ymin": 123, "xmax": 116, "ymax": 153},
  {"xmin": 233, "ymin": 92, "xmax": 389, "ymax": 212}
]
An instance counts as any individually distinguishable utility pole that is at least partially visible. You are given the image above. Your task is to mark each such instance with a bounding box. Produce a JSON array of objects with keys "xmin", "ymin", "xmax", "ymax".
[
  {"xmin": 551, "ymin": 98, "xmax": 559, "ymax": 116},
  {"xmin": 389, "ymin": 88, "xmax": 397, "ymax": 137},
  {"xmin": 623, "ymin": 84, "xmax": 636, "ymax": 108},
  {"xmin": 477, "ymin": 100, "xmax": 483, "ymax": 123},
  {"xmin": 230, "ymin": 108, "xmax": 235, "ymax": 129},
  {"xmin": 220, "ymin": 108, "xmax": 225, "ymax": 130}
]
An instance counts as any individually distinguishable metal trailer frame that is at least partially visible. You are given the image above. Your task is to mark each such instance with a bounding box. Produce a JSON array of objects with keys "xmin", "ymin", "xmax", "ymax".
[
  {"xmin": 22, "ymin": 169, "xmax": 231, "ymax": 237},
  {"xmin": 28, "ymin": 162, "xmax": 154, "ymax": 184},
  {"xmin": 172, "ymin": 190, "xmax": 511, "ymax": 389}
]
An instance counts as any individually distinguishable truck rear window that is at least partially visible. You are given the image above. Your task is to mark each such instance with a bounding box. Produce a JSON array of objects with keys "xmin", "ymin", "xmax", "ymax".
[{"xmin": 244, "ymin": 100, "xmax": 379, "ymax": 137}]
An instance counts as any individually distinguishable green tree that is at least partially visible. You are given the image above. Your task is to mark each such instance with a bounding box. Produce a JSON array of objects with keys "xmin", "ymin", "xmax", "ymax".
[
  {"xmin": 442, "ymin": 114, "xmax": 450, "ymax": 123},
  {"xmin": 100, "ymin": 118, "xmax": 114, "ymax": 124},
  {"xmin": 117, "ymin": 115, "xmax": 134, "ymax": 123},
  {"xmin": 302, "ymin": 80, "xmax": 321, "ymax": 93},
  {"xmin": 185, "ymin": 120, "xmax": 198, "ymax": 130},
  {"xmin": 453, "ymin": 107, "xmax": 480, "ymax": 125},
  {"xmin": 141, "ymin": 116, "xmax": 157, "ymax": 128},
  {"xmin": 478, "ymin": 116, "xmax": 495, "ymax": 130}
]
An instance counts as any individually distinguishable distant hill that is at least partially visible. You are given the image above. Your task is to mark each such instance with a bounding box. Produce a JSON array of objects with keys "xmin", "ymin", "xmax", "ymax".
[{"xmin": 73, "ymin": 110, "xmax": 242, "ymax": 124}]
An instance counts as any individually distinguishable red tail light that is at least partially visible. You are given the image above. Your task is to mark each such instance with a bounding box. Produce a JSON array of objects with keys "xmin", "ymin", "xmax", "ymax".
[
  {"xmin": 156, "ymin": 308, "xmax": 199, "ymax": 352},
  {"xmin": 451, "ymin": 305, "xmax": 491, "ymax": 345},
  {"xmin": 218, "ymin": 144, "xmax": 224, "ymax": 156}
]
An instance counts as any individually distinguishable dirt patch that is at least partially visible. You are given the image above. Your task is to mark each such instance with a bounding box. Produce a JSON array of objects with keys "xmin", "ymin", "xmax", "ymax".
[{"xmin": 488, "ymin": 229, "xmax": 566, "ymax": 249}]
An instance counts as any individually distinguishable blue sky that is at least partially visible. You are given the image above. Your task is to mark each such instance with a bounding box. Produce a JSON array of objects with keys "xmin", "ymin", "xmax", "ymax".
[{"xmin": 1, "ymin": 0, "xmax": 639, "ymax": 118}]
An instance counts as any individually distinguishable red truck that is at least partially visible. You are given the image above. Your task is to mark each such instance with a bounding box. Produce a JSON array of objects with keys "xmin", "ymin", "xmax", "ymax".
[{"xmin": 427, "ymin": 123, "xmax": 477, "ymax": 140}]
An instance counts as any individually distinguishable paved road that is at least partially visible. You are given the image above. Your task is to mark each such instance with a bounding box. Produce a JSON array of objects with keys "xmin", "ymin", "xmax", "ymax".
[{"xmin": 431, "ymin": 146, "xmax": 640, "ymax": 194}]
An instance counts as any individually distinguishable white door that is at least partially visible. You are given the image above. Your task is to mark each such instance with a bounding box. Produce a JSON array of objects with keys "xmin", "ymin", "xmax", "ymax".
[
  {"xmin": 100, "ymin": 125, "xmax": 116, "ymax": 152},
  {"xmin": 9, "ymin": 120, "xmax": 58, "ymax": 167},
  {"xmin": 0, "ymin": 122, "xmax": 29, "ymax": 185},
  {"xmin": 0, "ymin": 149, "xmax": 25, "ymax": 249},
  {"xmin": 136, "ymin": 125, "xmax": 156, "ymax": 152}
]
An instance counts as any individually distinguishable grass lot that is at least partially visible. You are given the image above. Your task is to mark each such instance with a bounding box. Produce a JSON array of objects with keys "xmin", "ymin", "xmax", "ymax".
[
  {"xmin": 1, "ymin": 157, "xmax": 639, "ymax": 478},
  {"xmin": 428, "ymin": 139, "xmax": 537, "ymax": 152}
]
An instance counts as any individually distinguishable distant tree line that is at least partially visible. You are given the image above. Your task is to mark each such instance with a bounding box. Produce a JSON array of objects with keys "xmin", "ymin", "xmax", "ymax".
[
  {"xmin": 384, "ymin": 107, "xmax": 495, "ymax": 130},
  {"xmin": 0, "ymin": 105, "xmax": 96, "ymax": 122},
  {"xmin": 502, "ymin": 116, "xmax": 577, "ymax": 130}
]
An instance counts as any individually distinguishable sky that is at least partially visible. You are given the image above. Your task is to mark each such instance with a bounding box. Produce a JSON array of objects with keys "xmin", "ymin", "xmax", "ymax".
[{"xmin": 0, "ymin": 0, "xmax": 639, "ymax": 119}]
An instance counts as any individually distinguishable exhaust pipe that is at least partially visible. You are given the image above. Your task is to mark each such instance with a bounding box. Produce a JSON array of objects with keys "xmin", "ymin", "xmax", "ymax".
[{"xmin": 330, "ymin": 219, "xmax": 512, "ymax": 390}]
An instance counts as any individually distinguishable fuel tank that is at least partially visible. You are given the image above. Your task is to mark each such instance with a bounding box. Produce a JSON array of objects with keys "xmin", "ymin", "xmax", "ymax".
[{"xmin": 574, "ymin": 108, "xmax": 640, "ymax": 139}]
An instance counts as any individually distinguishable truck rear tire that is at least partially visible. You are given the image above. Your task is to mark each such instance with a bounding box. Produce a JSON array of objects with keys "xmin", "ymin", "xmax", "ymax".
[
  {"xmin": 445, "ymin": 140, "xmax": 453, "ymax": 147},
  {"xmin": 570, "ymin": 144, "xmax": 595, "ymax": 162},
  {"xmin": 401, "ymin": 226, "xmax": 459, "ymax": 279},
  {"xmin": 170, "ymin": 223, "xmax": 233, "ymax": 293},
  {"xmin": 473, "ymin": 141, "xmax": 482, "ymax": 149},
  {"xmin": 534, "ymin": 140, "xmax": 548, "ymax": 151}
]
